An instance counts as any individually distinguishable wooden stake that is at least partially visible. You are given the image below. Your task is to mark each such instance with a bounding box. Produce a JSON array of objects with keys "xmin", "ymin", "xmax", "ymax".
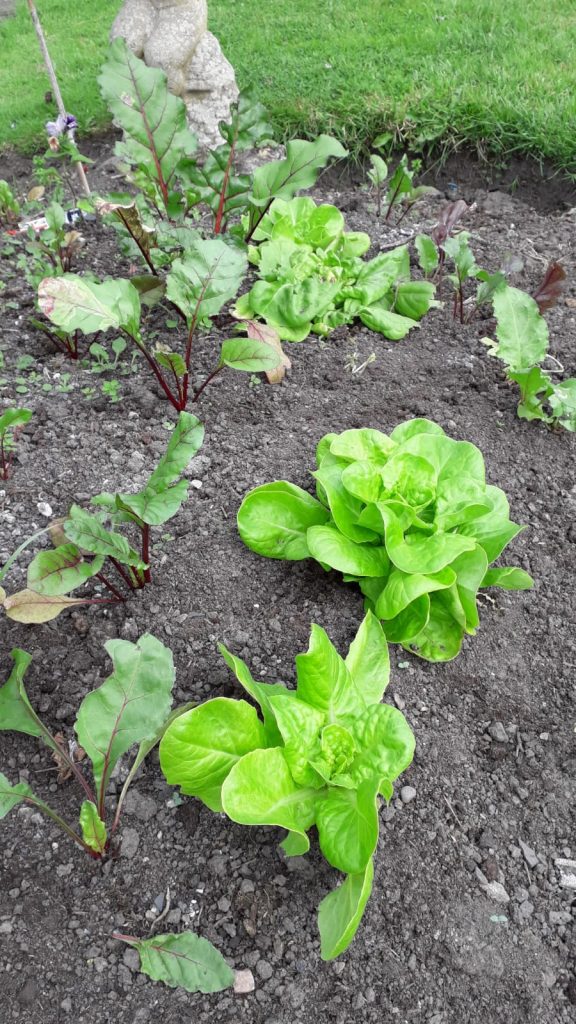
[{"xmin": 26, "ymin": 0, "xmax": 91, "ymax": 196}]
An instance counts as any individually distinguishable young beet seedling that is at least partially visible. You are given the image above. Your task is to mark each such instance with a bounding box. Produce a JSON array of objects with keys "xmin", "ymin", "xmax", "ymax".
[
  {"xmin": 159, "ymin": 613, "xmax": 415, "ymax": 960},
  {"xmin": 0, "ymin": 412, "xmax": 203, "ymax": 622},
  {"xmin": 483, "ymin": 275, "xmax": 576, "ymax": 431},
  {"xmin": 415, "ymin": 199, "xmax": 469, "ymax": 287},
  {"xmin": 0, "ymin": 407, "xmax": 32, "ymax": 479},
  {"xmin": 0, "ymin": 634, "xmax": 190, "ymax": 857}
]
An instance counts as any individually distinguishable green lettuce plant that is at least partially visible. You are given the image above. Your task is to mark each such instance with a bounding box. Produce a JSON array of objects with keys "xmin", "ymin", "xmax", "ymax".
[
  {"xmin": 237, "ymin": 419, "xmax": 533, "ymax": 662},
  {"xmin": 0, "ymin": 412, "xmax": 203, "ymax": 622},
  {"xmin": 0, "ymin": 634, "xmax": 190, "ymax": 857},
  {"xmin": 235, "ymin": 196, "xmax": 438, "ymax": 342},
  {"xmin": 159, "ymin": 613, "xmax": 415, "ymax": 959},
  {"xmin": 0, "ymin": 407, "xmax": 32, "ymax": 480}
]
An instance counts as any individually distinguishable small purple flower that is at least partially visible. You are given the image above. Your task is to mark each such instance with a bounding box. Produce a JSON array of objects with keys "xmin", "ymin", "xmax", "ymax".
[{"xmin": 45, "ymin": 112, "xmax": 77, "ymax": 139}]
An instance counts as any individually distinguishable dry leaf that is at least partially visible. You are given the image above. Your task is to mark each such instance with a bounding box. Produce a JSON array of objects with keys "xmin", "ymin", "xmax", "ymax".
[
  {"xmin": 532, "ymin": 262, "xmax": 567, "ymax": 314},
  {"xmin": 95, "ymin": 199, "xmax": 156, "ymax": 254},
  {"xmin": 3, "ymin": 589, "xmax": 86, "ymax": 623},
  {"xmin": 27, "ymin": 186, "xmax": 45, "ymax": 202},
  {"xmin": 48, "ymin": 518, "xmax": 68, "ymax": 548},
  {"xmin": 245, "ymin": 320, "xmax": 291, "ymax": 383},
  {"xmin": 52, "ymin": 733, "xmax": 86, "ymax": 782}
]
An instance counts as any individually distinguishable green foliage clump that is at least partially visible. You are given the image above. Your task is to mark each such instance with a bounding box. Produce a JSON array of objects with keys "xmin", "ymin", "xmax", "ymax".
[
  {"xmin": 238, "ymin": 419, "xmax": 533, "ymax": 662},
  {"xmin": 236, "ymin": 196, "xmax": 438, "ymax": 342},
  {"xmin": 160, "ymin": 613, "xmax": 414, "ymax": 959}
]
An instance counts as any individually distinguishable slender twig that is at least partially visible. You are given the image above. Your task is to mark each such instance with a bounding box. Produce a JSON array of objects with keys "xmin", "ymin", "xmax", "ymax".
[
  {"xmin": 149, "ymin": 886, "xmax": 171, "ymax": 934},
  {"xmin": 26, "ymin": 0, "xmax": 90, "ymax": 197}
]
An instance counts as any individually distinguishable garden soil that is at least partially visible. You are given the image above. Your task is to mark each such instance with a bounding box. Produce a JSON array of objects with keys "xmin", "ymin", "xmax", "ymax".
[{"xmin": 0, "ymin": 137, "xmax": 575, "ymax": 1024}]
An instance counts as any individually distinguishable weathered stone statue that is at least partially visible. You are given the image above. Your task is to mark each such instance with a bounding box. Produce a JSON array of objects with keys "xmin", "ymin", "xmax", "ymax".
[{"xmin": 111, "ymin": 0, "xmax": 238, "ymax": 150}]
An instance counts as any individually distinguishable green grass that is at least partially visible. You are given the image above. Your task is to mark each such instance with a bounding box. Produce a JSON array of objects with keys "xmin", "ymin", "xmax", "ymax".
[{"xmin": 1, "ymin": 0, "xmax": 575, "ymax": 171}]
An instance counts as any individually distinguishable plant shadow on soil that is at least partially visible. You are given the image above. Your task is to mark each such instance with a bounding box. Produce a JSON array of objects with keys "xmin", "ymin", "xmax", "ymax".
[{"xmin": 0, "ymin": 137, "xmax": 575, "ymax": 1023}]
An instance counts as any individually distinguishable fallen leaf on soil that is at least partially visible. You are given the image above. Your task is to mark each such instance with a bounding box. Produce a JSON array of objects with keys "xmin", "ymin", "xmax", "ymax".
[
  {"xmin": 245, "ymin": 321, "xmax": 291, "ymax": 383},
  {"xmin": 27, "ymin": 186, "xmax": 45, "ymax": 202},
  {"xmin": 2, "ymin": 589, "xmax": 87, "ymax": 623}
]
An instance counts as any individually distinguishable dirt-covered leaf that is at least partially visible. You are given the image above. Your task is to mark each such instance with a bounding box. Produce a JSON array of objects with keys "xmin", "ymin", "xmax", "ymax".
[
  {"xmin": 166, "ymin": 239, "xmax": 247, "ymax": 323},
  {"xmin": 38, "ymin": 274, "xmax": 141, "ymax": 337},
  {"xmin": 129, "ymin": 275, "xmax": 166, "ymax": 307},
  {"xmin": 0, "ymin": 772, "xmax": 34, "ymax": 819},
  {"xmin": 75, "ymin": 634, "xmax": 175, "ymax": 797},
  {"xmin": 79, "ymin": 800, "xmax": 107, "ymax": 855},
  {"xmin": 114, "ymin": 931, "xmax": 234, "ymax": 993},
  {"xmin": 2, "ymin": 589, "xmax": 87, "ymax": 623},
  {"xmin": 220, "ymin": 337, "xmax": 282, "ymax": 372},
  {"xmin": 27, "ymin": 543, "xmax": 104, "ymax": 596},
  {"xmin": 95, "ymin": 199, "xmax": 156, "ymax": 255}
]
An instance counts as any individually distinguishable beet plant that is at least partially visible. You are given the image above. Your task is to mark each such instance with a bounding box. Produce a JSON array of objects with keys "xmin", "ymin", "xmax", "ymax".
[
  {"xmin": 484, "ymin": 277, "xmax": 575, "ymax": 430},
  {"xmin": 96, "ymin": 38, "xmax": 346, "ymax": 262},
  {"xmin": 0, "ymin": 407, "xmax": 32, "ymax": 480},
  {"xmin": 0, "ymin": 412, "xmax": 203, "ymax": 622},
  {"xmin": 159, "ymin": 613, "xmax": 415, "ymax": 959},
  {"xmin": 237, "ymin": 419, "xmax": 533, "ymax": 662},
  {"xmin": 0, "ymin": 634, "xmax": 188, "ymax": 857},
  {"xmin": 37, "ymin": 250, "xmax": 282, "ymax": 409}
]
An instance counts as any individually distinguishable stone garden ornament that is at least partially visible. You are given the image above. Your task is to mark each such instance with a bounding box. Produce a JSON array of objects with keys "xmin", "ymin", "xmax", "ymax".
[{"xmin": 111, "ymin": 0, "xmax": 238, "ymax": 150}]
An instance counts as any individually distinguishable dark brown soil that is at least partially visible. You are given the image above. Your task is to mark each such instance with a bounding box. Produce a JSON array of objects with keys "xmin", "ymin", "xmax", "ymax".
[{"xmin": 0, "ymin": 137, "xmax": 575, "ymax": 1024}]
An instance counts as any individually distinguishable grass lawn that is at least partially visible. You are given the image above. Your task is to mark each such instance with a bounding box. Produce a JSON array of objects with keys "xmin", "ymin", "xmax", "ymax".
[{"xmin": 1, "ymin": 0, "xmax": 575, "ymax": 171}]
